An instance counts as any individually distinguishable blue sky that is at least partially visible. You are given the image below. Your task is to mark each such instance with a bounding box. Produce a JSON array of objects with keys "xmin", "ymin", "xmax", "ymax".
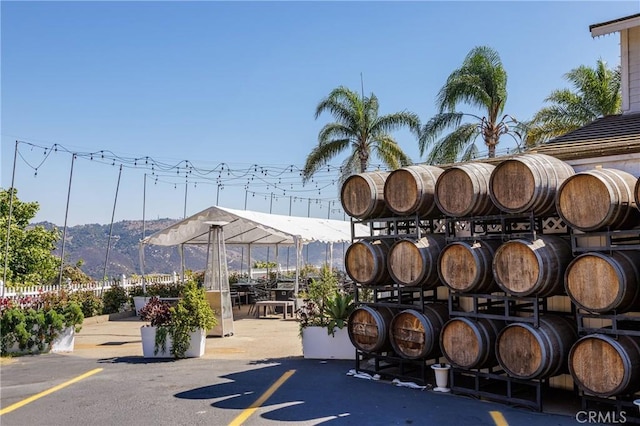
[{"xmin": 2, "ymin": 1, "xmax": 638, "ymax": 226}]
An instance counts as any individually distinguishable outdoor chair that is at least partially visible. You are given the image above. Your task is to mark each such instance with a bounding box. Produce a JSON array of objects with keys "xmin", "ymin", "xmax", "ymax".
[{"xmin": 247, "ymin": 286, "xmax": 273, "ymax": 317}]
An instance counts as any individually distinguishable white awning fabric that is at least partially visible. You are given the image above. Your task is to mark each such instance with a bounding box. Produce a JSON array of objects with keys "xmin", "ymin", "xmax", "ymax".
[{"xmin": 140, "ymin": 205, "xmax": 365, "ymax": 247}]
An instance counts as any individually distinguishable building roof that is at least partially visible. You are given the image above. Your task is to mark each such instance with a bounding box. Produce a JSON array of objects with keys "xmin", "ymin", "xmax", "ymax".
[
  {"xmin": 590, "ymin": 13, "xmax": 640, "ymax": 37},
  {"xmin": 525, "ymin": 113, "xmax": 640, "ymax": 160}
]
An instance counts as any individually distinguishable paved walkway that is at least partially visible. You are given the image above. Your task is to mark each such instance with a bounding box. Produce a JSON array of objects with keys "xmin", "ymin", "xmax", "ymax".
[{"xmin": 71, "ymin": 304, "xmax": 303, "ymax": 360}]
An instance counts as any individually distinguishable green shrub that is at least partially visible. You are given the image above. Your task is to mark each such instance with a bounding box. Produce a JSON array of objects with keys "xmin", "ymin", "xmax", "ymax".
[
  {"xmin": 146, "ymin": 283, "xmax": 184, "ymax": 298},
  {"xmin": 69, "ymin": 291, "xmax": 103, "ymax": 318},
  {"xmin": 169, "ymin": 282, "xmax": 216, "ymax": 359},
  {"xmin": 102, "ymin": 285, "xmax": 129, "ymax": 314}
]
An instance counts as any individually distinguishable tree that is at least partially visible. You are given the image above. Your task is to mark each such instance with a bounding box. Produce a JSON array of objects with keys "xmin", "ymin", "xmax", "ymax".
[
  {"xmin": 420, "ymin": 46, "xmax": 521, "ymax": 164},
  {"xmin": 303, "ymin": 86, "xmax": 420, "ymax": 184},
  {"xmin": 524, "ymin": 59, "xmax": 621, "ymax": 146},
  {"xmin": 0, "ymin": 188, "xmax": 61, "ymax": 285}
]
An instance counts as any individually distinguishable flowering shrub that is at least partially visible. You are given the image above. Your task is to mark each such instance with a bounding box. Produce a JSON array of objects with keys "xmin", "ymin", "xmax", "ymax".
[
  {"xmin": 296, "ymin": 266, "xmax": 355, "ymax": 337},
  {"xmin": 139, "ymin": 283, "xmax": 216, "ymax": 358},
  {"xmin": 0, "ymin": 295, "xmax": 83, "ymax": 355},
  {"xmin": 139, "ymin": 297, "xmax": 172, "ymax": 327}
]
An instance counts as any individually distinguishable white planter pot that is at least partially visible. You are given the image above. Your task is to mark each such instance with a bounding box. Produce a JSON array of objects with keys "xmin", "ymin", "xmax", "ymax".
[
  {"xmin": 301, "ymin": 326, "xmax": 355, "ymax": 360},
  {"xmin": 140, "ymin": 326, "xmax": 206, "ymax": 358},
  {"xmin": 133, "ymin": 296, "xmax": 151, "ymax": 316},
  {"xmin": 51, "ymin": 326, "xmax": 75, "ymax": 353},
  {"xmin": 6, "ymin": 326, "xmax": 76, "ymax": 354},
  {"xmin": 431, "ymin": 364, "xmax": 451, "ymax": 392}
]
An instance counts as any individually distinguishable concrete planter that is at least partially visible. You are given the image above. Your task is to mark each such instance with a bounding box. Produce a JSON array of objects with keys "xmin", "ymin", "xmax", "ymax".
[
  {"xmin": 140, "ymin": 326, "xmax": 206, "ymax": 358},
  {"xmin": 6, "ymin": 326, "xmax": 75, "ymax": 354},
  {"xmin": 301, "ymin": 326, "xmax": 355, "ymax": 360},
  {"xmin": 51, "ymin": 326, "xmax": 76, "ymax": 353},
  {"xmin": 133, "ymin": 296, "xmax": 152, "ymax": 316}
]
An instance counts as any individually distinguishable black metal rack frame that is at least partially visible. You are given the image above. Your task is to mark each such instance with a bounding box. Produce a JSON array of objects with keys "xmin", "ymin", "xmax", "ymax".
[
  {"xmin": 571, "ymin": 228, "xmax": 640, "ymax": 253},
  {"xmin": 355, "ymin": 284, "xmax": 444, "ymax": 307},
  {"xmin": 450, "ymin": 366, "xmax": 546, "ymax": 411},
  {"xmin": 350, "ymin": 215, "xmax": 446, "ymax": 241},
  {"xmin": 580, "ymin": 392, "xmax": 640, "ymax": 424},
  {"xmin": 444, "ymin": 212, "xmax": 568, "ymax": 242},
  {"xmin": 355, "ymin": 350, "xmax": 446, "ymax": 385},
  {"xmin": 576, "ymin": 310, "xmax": 640, "ymax": 337},
  {"xmin": 448, "ymin": 292, "xmax": 553, "ymax": 326}
]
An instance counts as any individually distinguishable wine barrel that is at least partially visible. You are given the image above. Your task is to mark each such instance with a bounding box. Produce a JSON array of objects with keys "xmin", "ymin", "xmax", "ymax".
[
  {"xmin": 434, "ymin": 162, "xmax": 499, "ymax": 217},
  {"xmin": 389, "ymin": 303, "xmax": 449, "ymax": 360},
  {"xmin": 387, "ymin": 235, "xmax": 446, "ymax": 288},
  {"xmin": 565, "ymin": 251, "xmax": 640, "ymax": 313},
  {"xmin": 383, "ymin": 164, "xmax": 444, "ymax": 217},
  {"xmin": 489, "ymin": 153, "xmax": 575, "ymax": 216},
  {"xmin": 569, "ymin": 334, "xmax": 640, "ymax": 397},
  {"xmin": 440, "ymin": 317, "xmax": 506, "ymax": 369},
  {"xmin": 492, "ymin": 235, "xmax": 572, "ymax": 297},
  {"xmin": 345, "ymin": 239, "xmax": 392, "ymax": 287},
  {"xmin": 438, "ymin": 239, "xmax": 501, "ymax": 293},
  {"xmin": 556, "ymin": 168, "xmax": 640, "ymax": 231},
  {"xmin": 348, "ymin": 305, "xmax": 394, "ymax": 353},
  {"xmin": 496, "ymin": 315, "xmax": 577, "ymax": 380},
  {"xmin": 340, "ymin": 171, "xmax": 392, "ymax": 219}
]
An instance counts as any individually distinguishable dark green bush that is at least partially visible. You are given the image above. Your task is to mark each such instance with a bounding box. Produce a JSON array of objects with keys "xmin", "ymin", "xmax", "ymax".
[
  {"xmin": 69, "ymin": 291, "xmax": 103, "ymax": 318},
  {"xmin": 102, "ymin": 285, "xmax": 129, "ymax": 314}
]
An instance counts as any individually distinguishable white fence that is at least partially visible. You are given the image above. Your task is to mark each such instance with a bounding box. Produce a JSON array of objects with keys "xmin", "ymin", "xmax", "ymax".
[{"xmin": 1, "ymin": 273, "xmax": 179, "ymax": 300}]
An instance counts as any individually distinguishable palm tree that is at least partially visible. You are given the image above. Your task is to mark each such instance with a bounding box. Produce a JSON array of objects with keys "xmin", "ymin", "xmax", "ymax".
[
  {"xmin": 303, "ymin": 86, "xmax": 420, "ymax": 184},
  {"xmin": 420, "ymin": 46, "xmax": 521, "ymax": 164},
  {"xmin": 524, "ymin": 59, "xmax": 621, "ymax": 146}
]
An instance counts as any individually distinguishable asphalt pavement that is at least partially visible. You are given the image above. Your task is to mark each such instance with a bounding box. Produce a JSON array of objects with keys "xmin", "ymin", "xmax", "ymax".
[{"xmin": 0, "ymin": 306, "xmax": 600, "ymax": 425}]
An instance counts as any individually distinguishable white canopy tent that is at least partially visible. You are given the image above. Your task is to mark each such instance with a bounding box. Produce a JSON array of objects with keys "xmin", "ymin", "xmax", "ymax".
[{"xmin": 139, "ymin": 205, "xmax": 367, "ymax": 294}]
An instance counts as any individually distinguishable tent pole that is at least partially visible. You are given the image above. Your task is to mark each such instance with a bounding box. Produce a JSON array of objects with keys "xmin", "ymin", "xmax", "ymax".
[
  {"xmin": 248, "ymin": 244, "xmax": 252, "ymax": 280},
  {"xmin": 180, "ymin": 243, "xmax": 185, "ymax": 283},
  {"xmin": 275, "ymin": 244, "xmax": 280, "ymax": 280},
  {"xmin": 294, "ymin": 237, "xmax": 300, "ymax": 296},
  {"xmin": 139, "ymin": 241, "xmax": 146, "ymax": 294}
]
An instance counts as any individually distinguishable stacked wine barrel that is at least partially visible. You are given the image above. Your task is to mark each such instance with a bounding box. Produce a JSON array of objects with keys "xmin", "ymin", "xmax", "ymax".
[
  {"xmin": 342, "ymin": 153, "xmax": 640, "ymax": 410},
  {"xmin": 559, "ymin": 170, "xmax": 640, "ymax": 400}
]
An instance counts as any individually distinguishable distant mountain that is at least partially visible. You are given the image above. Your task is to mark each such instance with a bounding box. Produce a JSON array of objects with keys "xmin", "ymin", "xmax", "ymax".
[{"xmin": 40, "ymin": 219, "xmax": 347, "ymax": 279}]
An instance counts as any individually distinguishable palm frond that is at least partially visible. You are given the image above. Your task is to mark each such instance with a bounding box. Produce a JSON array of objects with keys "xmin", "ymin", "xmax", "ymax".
[
  {"xmin": 426, "ymin": 123, "xmax": 479, "ymax": 165},
  {"xmin": 302, "ymin": 138, "xmax": 350, "ymax": 183},
  {"xmin": 419, "ymin": 112, "xmax": 464, "ymax": 155}
]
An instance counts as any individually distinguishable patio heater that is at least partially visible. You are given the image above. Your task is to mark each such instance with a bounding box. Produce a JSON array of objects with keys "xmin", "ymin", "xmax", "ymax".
[{"xmin": 203, "ymin": 221, "xmax": 233, "ymax": 337}]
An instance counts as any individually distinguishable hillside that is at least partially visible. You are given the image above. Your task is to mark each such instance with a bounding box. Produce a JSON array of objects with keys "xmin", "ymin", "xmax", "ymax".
[{"xmin": 41, "ymin": 219, "xmax": 347, "ymax": 279}]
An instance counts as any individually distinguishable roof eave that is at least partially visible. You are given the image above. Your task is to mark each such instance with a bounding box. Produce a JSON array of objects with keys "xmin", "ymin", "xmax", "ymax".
[{"xmin": 590, "ymin": 14, "xmax": 640, "ymax": 37}]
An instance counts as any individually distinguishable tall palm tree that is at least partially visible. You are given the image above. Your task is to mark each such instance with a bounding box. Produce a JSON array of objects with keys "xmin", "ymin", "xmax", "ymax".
[
  {"xmin": 524, "ymin": 59, "xmax": 621, "ymax": 146},
  {"xmin": 303, "ymin": 86, "xmax": 420, "ymax": 184},
  {"xmin": 420, "ymin": 46, "xmax": 521, "ymax": 164}
]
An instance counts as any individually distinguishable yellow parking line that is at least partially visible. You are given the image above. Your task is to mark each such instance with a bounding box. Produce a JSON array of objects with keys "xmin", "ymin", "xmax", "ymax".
[
  {"xmin": 228, "ymin": 369, "xmax": 296, "ymax": 426},
  {"xmin": 490, "ymin": 410, "xmax": 509, "ymax": 426},
  {"xmin": 0, "ymin": 368, "xmax": 103, "ymax": 415}
]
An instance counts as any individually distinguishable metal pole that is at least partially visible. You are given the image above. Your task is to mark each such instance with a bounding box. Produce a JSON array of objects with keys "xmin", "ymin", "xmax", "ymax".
[
  {"xmin": 142, "ymin": 174, "xmax": 147, "ymax": 239},
  {"xmin": 306, "ymin": 198, "xmax": 311, "ymax": 264},
  {"xmin": 58, "ymin": 153, "xmax": 76, "ymax": 287},
  {"xmin": 2, "ymin": 141, "xmax": 19, "ymax": 296},
  {"xmin": 266, "ymin": 193, "xmax": 273, "ymax": 275},
  {"xmin": 216, "ymin": 184, "xmax": 220, "ymax": 206},
  {"xmin": 241, "ymin": 189, "xmax": 248, "ymax": 277},
  {"xmin": 183, "ymin": 180, "xmax": 188, "ymax": 218},
  {"xmin": 102, "ymin": 164, "xmax": 123, "ymax": 295},
  {"xmin": 141, "ymin": 173, "xmax": 147, "ymax": 294},
  {"xmin": 326, "ymin": 201, "xmax": 330, "ymax": 264},
  {"xmin": 286, "ymin": 195, "xmax": 292, "ymax": 272}
]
